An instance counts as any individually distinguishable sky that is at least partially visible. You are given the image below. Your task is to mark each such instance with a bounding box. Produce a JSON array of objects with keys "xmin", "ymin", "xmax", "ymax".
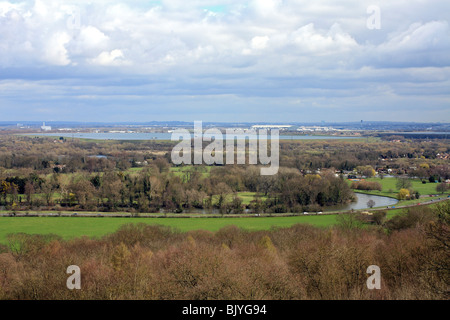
[{"xmin": 0, "ymin": 0, "xmax": 449, "ymax": 123}]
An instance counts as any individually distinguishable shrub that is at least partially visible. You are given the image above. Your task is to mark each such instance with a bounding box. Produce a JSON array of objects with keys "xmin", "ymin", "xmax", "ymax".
[
  {"xmin": 397, "ymin": 188, "xmax": 410, "ymax": 200},
  {"xmin": 0, "ymin": 205, "xmax": 448, "ymax": 300},
  {"xmin": 350, "ymin": 181, "xmax": 382, "ymax": 191}
]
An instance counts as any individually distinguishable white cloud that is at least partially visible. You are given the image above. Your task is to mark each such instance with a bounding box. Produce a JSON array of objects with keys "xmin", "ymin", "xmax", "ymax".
[
  {"xmin": 251, "ymin": 36, "xmax": 269, "ymax": 50},
  {"xmin": 250, "ymin": 0, "xmax": 282, "ymax": 17},
  {"xmin": 381, "ymin": 20, "xmax": 450, "ymax": 52},
  {"xmin": 70, "ymin": 25, "xmax": 110, "ymax": 60},
  {"xmin": 243, "ymin": 35, "xmax": 270, "ymax": 55},
  {"xmin": 291, "ymin": 23, "xmax": 358, "ymax": 55},
  {"xmin": 89, "ymin": 49, "xmax": 129, "ymax": 66},
  {"xmin": 42, "ymin": 32, "xmax": 71, "ymax": 66},
  {"xmin": 1, "ymin": 0, "xmax": 447, "ymax": 71}
]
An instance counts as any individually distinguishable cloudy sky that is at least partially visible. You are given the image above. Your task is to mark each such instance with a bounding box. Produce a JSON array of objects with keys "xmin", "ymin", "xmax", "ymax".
[{"xmin": 0, "ymin": 0, "xmax": 449, "ymax": 123}]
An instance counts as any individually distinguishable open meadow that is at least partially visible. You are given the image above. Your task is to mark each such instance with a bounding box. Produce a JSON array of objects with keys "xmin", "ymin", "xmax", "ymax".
[{"xmin": 0, "ymin": 214, "xmax": 339, "ymax": 244}]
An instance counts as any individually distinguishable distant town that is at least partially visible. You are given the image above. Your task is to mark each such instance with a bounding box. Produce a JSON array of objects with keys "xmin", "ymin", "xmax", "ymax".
[{"xmin": 2, "ymin": 120, "xmax": 449, "ymax": 138}]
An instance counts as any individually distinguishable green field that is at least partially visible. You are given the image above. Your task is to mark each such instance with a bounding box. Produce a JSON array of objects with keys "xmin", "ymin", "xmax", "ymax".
[
  {"xmin": 0, "ymin": 214, "xmax": 338, "ymax": 244},
  {"xmin": 2, "ymin": 199, "xmax": 448, "ymax": 244},
  {"xmin": 236, "ymin": 192, "xmax": 268, "ymax": 205},
  {"xmin": 3, "ymin": 173, "xmax": 448, "ymax": 245},
  {"xmin": 170, "ymin": 165, "xmax": 212, "ymax": 178},
  {"xmin": 209, "ymin": 191, "xmax": 267, "ymax": 205},
  {"xmin": 350, "ymin": 177, "xmax": 449, "ymax": 199}
]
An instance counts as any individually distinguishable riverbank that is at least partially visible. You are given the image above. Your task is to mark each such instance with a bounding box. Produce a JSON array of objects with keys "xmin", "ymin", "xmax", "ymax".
[{"xmin": 1, "ymin": 196, "xmax": 447, "ymax": 218}]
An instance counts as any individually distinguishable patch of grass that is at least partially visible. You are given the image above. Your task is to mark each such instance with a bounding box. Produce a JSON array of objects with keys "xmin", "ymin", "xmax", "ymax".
[
  {"xmin": 208, "ymin": 191, "xmax": 268, "ymax": 206},
  {"xmin": 236, "ymin": 192, "xmax": 268, "ymax": 205},
  {"xmin": 0, "ymin": 214, "xmax": 338, "ymax": 244},
  {"xmin": 170, "ymin": 165, "xmax": 212, "ymax": 179},
  {"xmin": 2, "ymin": 200, "xmax": 446, "ymax": 244},
  {"xmin": 350, "ymin": 177, "xmax": 449, "ymax": 198}
]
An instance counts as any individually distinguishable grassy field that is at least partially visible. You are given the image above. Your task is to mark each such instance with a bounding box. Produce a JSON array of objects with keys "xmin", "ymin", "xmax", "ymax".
[
  {"xmin": 208, "ymin": 192, "xmax": 268, "ymax": 205},
  {"xmin": 3, "ymin": 172, "xmax": 448, "ymax": 244},
  {"xmin": 350, "ymin": 176, "xmax": 450, "ymax": 209},
  {"xmin": 0, "ymin": 214, "xmax": 338, "ymax": 244},
  {"xmin": 236, "ymin": 192, "xmax": 268, "ymax": 205},
  {"xmin": 169, "ymin": 165, "xmax": 212, "ymax": 178},
  {"xmin": 1, "ymin": 199, "xmax": 447, "ymax": 244},
  {"xmin": 349, "ymin": 177, "xmax": 449, "ymax": 199}
]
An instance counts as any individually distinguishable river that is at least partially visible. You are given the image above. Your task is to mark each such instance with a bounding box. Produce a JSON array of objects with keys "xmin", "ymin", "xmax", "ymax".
[
  {"xmin": 181, "ymin": 193, "xmax": 398, "ymax": 215},
  {"xmin": 324, "ymin": 193, "xmax": 398, "ymax": 212}
]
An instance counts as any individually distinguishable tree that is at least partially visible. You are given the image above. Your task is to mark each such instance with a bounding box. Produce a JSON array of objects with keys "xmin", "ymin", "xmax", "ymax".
[
  {"xmin": 367, "ymin": 199, "xmax": 375, "ymax": 208},
  {"xmin": 154, "ymin": 157, "xmax": 169, "ymax": 173},
  {"xmin": 396, "ymin": 177, "xmax": 412, "ymax": 190},
  {"xmin": 250, "ymin": 196, "xmax": 265, "ymax": 214},
  {"xmin": 214, "ymin": 182, "xmax": 232, "ymax": 212},
  {"xmin": 372, "ymin": 210, "xmax": 386, "ymax": 225},
  {"xmin": 436, "ymin": 182, "xmax": 449, "ymax": 194},
  {"xmin": 356, "ymin": 165, "xmax": 376, "ymax": 177},
  {"xmin": 230, "ymin": 194, "xmax": 243, "ymax": 214},
  {"xmin": 70, "ymin": 179, "xmax": 96, "ymax": 209},
  {"xmin": 100, "ymin": 172, "xmax": 124, "ymax": 209},
  {"xmin": 397, "ymin": 188, "xmax": 410, "ymax": 200},
  {"xmin": 257, "ymin": 175, "xmax": 277, "ymax": 196},
  {"xmin": 336, "ymin": 212, "xmax": 364, "ymax": 230},
  {"xmin": 24, "ymin": 181, "xmax": 35, "ymax": 205}
]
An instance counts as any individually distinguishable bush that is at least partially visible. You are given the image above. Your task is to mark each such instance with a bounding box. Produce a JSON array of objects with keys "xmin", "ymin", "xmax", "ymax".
[
  {"xmin": 373, "ymin": 210, "xmax": 387, "ymax": 225},
  {"xmin": 385, "ymin": 207, "xmax": 436, "ymax": 232},
  {"xmin": 397, "ymin": 188, "xmax": 410, "ymax": 200},
  {"xmin": 436, "ymin": 182, "xmax": 449, "ymax": 194},
  {"xmin": 350, "ymin": 181, "xmax": 382, "ymax": 191},
  {"xmin": 0, "ymin": 208, "xmax": 448, "ymax": 300}
]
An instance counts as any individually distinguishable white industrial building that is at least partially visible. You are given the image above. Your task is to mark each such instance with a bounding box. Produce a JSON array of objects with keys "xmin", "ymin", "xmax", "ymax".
[{"xmin": 41, "ymin": 122, "xmax": 52, "ymax": 131}]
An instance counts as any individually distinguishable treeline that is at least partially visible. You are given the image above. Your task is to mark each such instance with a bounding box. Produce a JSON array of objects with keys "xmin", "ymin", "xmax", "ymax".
[
  {"xmin": 0, "ymin": 136, "xmax": 173, "ymax": 173},
  {"xmin": 0, "ymin": 165, "xmax": 354, "ymax": 214},
  {"xmin": 0, "ymin": 202, "xmax": 448, "ymax": 300},
  {"xmin": 1, "ymin": 136, "xmax": 449, "ymax": 175},
  {"xmin": 279, "ymin": 139, "xmax": 450, "ymax": 172}
]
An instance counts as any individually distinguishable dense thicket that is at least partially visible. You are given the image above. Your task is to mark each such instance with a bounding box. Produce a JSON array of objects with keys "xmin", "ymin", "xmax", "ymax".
[{"xmin": 0, "ymin": 202, "xmax": 448, "ymax": 300}]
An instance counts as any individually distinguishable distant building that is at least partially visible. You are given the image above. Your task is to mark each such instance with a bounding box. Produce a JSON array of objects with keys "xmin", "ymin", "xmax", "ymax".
[
  {"xmin": 41, "ymin": 122, "xmax": 51, "ymax": 131},
  {"xmin": 297, "ymin": 126, "xmax": 336, "ymax": 132},
  {"xmin": 251, "ymin": 125, "xmax": 292, "ymax": 130}
]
